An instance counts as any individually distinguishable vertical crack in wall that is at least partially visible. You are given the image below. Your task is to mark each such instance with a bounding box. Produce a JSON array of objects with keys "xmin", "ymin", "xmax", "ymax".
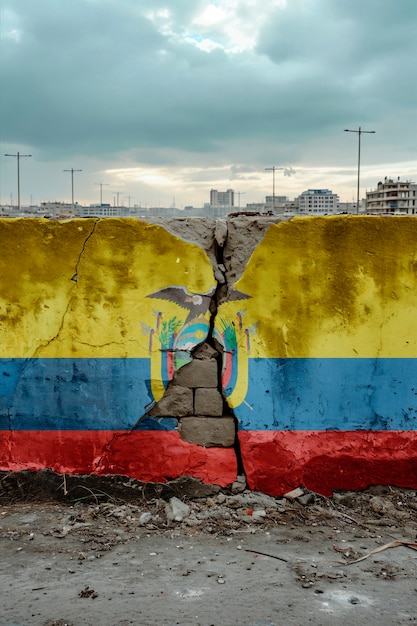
[
  {"xmin": 64, "ymin": 218, "xmax": 244, "ymax": 484},
  {"xmin": 91, "ymin": 431, "xmax": 125, "ymax": 475},
  {"xmin": 32, "ymin": 295, "xmax": 76, "ymax": 357},
  {"xmin": 211, "ymin": 221, "xmax": 246, "ymax": 477},
  {"xmin": 32, "ymin": 219, "xmax": 100, "ymax": 355},
  {"xmin": 71, "ymin": 218, "xmax": 100, "ymax": 283}
]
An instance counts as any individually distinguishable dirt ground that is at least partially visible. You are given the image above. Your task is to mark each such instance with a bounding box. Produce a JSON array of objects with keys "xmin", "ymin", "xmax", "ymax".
[{"xmin": 1, "ymin": 472, "xmax": 417, "ymax": 626}]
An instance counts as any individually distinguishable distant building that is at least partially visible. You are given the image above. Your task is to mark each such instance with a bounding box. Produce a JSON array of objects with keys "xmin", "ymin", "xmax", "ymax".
[
  {"xmin": 79, "ymin": 205, "xmax": 116, "ymax": 217},
  {"xmin": 296, "ymin": 189, "xmax": 339, "ymax": 215},
  {"xmin": 265, "ymin": 195, "xmax": 288, "ymax": 213},
  {"xmin": 282, "ymin": 199, "xmax": 299, "ymax": 214},
  {"xmin": 338, "ymin": 202, "xmax": 359, "ymax": 214},
  {"xmin": 210, "ymin": 189, "xmax": 234, "ymax": 207},
  {"xmin": 366, "ymin": 177, "xmax": 417, "ymax": 215},
  {"xmin": 246, "ymin": 202, "xmax": 268, "ymax": 213},
  {"xmin": 39, "ymin": 201, "xmax": 78, "ymax": 218}
]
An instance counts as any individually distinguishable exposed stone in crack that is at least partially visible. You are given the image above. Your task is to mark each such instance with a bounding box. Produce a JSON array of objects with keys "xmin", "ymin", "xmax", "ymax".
[
  {"xmin": 222, "ymin": 215, "xmax": 282, "ymax": 289},
  {"xmin": 84, "ymin": 217, "xmax": 244, "ymax": 482},
  {"xmin": 132, "ymin": 220, "xmax": 246, "ymax": 476}
]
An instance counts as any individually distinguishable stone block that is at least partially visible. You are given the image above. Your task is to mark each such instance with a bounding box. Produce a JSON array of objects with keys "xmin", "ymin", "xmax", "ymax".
[
  {"xmin": 179, "ymin": 417, "xmax": 235, "ymax": 448},
  {"xmin": 194, "ymin": 388, "xmax": 224, "ymax": 416},
  {"xmin": 148, "ymin": 386, "xmax": 193, "ymax": 417},
  {"xmin": 192, "ymin": 342, "xmax": 220, "ymax": 361},
  {"xmin": 175, "ymin": 359, "xmax": 218, "ymax": 388}
]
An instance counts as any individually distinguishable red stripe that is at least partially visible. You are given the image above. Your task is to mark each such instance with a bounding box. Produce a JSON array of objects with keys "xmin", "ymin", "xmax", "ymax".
[
  {"xmin": 167, "ymin": 350, "xmax": 175, "ymax": 381},
  {"xmin": 239, "ymin": 431, "xmax": 417, "ymax": 497},
  {"xmin": 3, "ymin": 430, "xmax": 416, "ymax": 496},
  {"xmin": 0, "ymin": 431, "xmax": 237, "ymax": 487}
]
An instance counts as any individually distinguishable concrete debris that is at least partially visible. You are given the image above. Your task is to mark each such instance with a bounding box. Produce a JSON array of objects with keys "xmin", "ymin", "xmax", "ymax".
[
  {"xmin": 214, "ymin": 220, "xmax": 228, "ymax": 248},
  {"xmin": 369, "ymin": 495, "xmax": 401, "ymax": 516},
  {"xmin": 297, "ymin": 492, "xmax": 315, "ymax": 506},
  {"xmin": 165, "ymin": 497, "xmax": 191, "ymax": 522},
  {"xmin": 231, "ymin": 476, "xmax": 247, "ymax": 494},
  {"xmin": 284, "ymin": 487, "xmax": 305, "ymax": 500},
  {"xmin": 2, "ymin": 476, "xmax": 417, "ymax": 626},
  {"xmin": 251, "ymin": 509, "xmax": 267, "ymax": 521},
  {"xmin": 138, "ymin": 512, "xmax": 153, "ymax": 525}
]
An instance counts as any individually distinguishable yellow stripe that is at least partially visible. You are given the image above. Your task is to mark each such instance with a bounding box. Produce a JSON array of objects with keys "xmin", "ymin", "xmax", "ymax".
[
  {"xmin": 220, "ymin": 216, "xmax": 417, "ymax": 359},
  {"xmin": 0, "ymin": 218, "xmax": 215, "ymax": 359}
]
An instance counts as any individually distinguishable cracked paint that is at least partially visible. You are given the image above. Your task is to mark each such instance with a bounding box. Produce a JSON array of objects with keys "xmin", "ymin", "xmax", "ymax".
[
  {"xmin": 217, "ymin": 216, "xmax": 417, "ymax": 495},
  {"xmin": 2, "ymin": 216, "xmax": 417, "ymax": 494},
  {"xmin": 0, "ymin": 218, "xmax": 236, "ymax": 486}
]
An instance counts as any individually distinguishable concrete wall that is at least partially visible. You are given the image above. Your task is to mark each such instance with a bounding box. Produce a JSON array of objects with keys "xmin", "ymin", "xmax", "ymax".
[{"xmin": 1, "ymin": 216, "xmax": 416, "ymax": 496}]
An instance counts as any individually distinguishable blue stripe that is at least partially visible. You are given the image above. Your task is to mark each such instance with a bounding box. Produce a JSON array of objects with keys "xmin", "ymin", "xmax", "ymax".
[
  {"xmin": 0, "ymin": 358, "xmax": 176, "ymax": 431},
  {"xmin": 236, "ymin": 358, "xmax": 417, "ymax": 430}
]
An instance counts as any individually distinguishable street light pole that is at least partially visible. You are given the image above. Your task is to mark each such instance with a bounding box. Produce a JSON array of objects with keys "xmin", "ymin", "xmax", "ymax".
[
  {"xmin": 63, "ymin": 168, "xmax": 82, "ymax": 209},
  {"xmin": 265, "ymin": 166, "xmax": 284, "ymax": 212},
  {"xmin": 4, "ymin": 151, "xmax": 32, "ymax": 211},
  {"xmin": 237, "ymin": 191, "xmax": 246, "ymax": 209},
  {"xmin": 112, "ymin": 191, "xmax": 121, "ymax": 207},
  {"xmin": 344, "ymin": 127, "xmax": 375, "ymax": 213},
  {"xmin": 95, "ymin": 182, "xmax": 109, "ymax": 205}
]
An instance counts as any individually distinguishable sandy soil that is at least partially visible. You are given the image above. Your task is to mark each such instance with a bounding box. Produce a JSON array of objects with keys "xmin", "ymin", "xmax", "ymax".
[{"xmin": 1, "ymin": 474, "xmax": 417, "ymax": 626}]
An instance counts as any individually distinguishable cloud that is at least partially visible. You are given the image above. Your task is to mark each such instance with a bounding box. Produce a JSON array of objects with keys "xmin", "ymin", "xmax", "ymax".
[{"xmin": 0, "ymin": 0, "xmax": 416, "ymax": 207}]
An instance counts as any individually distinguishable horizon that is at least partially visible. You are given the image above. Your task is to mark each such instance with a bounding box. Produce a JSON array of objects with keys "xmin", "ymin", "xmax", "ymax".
[{"xmin": 1, "ymin": 0, "xmax": 416, "ymax": 208}]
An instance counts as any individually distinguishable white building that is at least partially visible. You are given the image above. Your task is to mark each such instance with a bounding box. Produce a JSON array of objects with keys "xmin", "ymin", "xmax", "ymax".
[
  {"xmin": 296, "ymin": 189, "xmax": 339, "ymax": 215},
  {"xmin": 366, "ymin": 177, "xmax": 417, "ymax": 215},
  {"xmin": 264, "ymin": 195, "xmax": 288, "ymax": 213},
  {"xmin": 338, "ymin": 202, "xmax": 359, "ymax": 214},
  {"xmin": 38, "ymin": 201, "xmax": 78, "ymax": 218},
  {"xmin": 210, "ymin": 189, "xmax": 234, "ymax": 207}
]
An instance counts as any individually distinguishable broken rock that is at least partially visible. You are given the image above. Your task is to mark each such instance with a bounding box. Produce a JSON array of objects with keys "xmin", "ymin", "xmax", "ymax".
[{"xmin": 165, "ymin": 497, "xmax": 191, "ymax": 522}]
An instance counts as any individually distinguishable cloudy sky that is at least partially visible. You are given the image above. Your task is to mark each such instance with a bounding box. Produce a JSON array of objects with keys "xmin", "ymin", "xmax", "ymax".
[{"xmin": 1, "ymin": 0, "xmax": 416, "ymax": 208}]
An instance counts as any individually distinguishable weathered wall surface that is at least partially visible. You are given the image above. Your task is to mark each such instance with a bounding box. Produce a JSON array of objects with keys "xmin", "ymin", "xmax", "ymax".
[
  {"xmin": 1, "ymin": 216, "xmax": 417, "ymax": 496},
  {"xmin": 217, "ymin": 216, "xmax": 417, "ymax": 495},
  {"xmin": 0, "ymin": 218, "xmax": 237, "ymax": 486}
]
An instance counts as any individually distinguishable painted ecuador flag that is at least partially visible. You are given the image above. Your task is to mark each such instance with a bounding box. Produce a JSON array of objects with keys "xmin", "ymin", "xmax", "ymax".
[
  {"xmin": 215, "ymin": 216, "xmax": 417, "ymax": 496},
  {"xmin": 0, "ymin": 218, "xmax": 236, "ymax": 485}
]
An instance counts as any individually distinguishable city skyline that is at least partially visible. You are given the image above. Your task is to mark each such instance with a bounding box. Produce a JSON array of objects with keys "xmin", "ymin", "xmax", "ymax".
[{"xmin": 1, "ymin": 0, "xmax": 416, "ymax": 208}]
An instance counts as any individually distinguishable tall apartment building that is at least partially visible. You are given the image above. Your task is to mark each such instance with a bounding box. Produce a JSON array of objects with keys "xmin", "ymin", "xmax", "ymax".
[
  {"xmin": 210, "ymin": 189, "xmax": 234, "ymax": 207},
  {"xmin": 366, "ymin": 177, "xmax": 417, "ymax": 215},
  {"xmin": 296, "ymin": 189, "xmax": 339, "ymax": 214}
]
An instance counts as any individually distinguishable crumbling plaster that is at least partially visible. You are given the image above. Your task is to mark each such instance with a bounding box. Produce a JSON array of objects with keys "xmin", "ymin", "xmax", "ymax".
[{"xmin": 1, "ymin": 215, "xmax": 417, "ymax": 496}]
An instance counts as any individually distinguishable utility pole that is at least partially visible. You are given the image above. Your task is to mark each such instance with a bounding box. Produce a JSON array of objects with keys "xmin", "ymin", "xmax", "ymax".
[
  {"xmin": 265, "ymin": 166, "xmax": 284, "ymax": 212},
  {"xmin": 4, "ymin": 151, "xmax": 32, "ymax": 211},
  {"xmin": 344, "ymin": 127, "xmax": 375, "ymax": 213},
  {"xmin": 237, "ymin": 191, "xmax": 246, "ymax": 209},
  {"xmin": 63, "ymin": 168, "xmax": 82, "ymax": 209},
  {"xmin": 112, "ymin": 191, "xmax": 121, "ymax": 207},
  {"xmin": 95, "ymin": 182, "xmax": 109, "ymax": 205}
]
